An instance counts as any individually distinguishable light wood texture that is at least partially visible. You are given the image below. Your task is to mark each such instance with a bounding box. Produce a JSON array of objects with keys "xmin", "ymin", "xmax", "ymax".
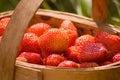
[
  {"xmin": 0, "ymin": 0, "xmax": 43, "ymax": 80},
  {"xmin": 16, "ymin": 61, "xmax": 120, "ymax": 80},
  {"xmin": 15, "ymin": 64, "xmax": 42, "ymax": 80},
  {"xmin": 92, "ymin": 0, "xmax": 107, "ymax": 23}
]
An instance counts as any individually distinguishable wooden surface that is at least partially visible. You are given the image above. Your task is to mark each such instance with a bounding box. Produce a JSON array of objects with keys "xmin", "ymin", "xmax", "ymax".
[
  {"xmin": 16, "ymin": 61, "xmax": 120, "ymax": 80},
  {"xmin": 15, "ymin": 64, "xmax": 42, "ymax": 80},
  {"xmin": 0, "ymin": 0, "xmax": 43, "ymax": 80}
]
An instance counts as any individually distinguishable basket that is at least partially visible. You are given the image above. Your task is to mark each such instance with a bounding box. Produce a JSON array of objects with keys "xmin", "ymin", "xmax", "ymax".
[{"xmin": 0, "ymin": 0, "xmax": 120, "ymax": 80}]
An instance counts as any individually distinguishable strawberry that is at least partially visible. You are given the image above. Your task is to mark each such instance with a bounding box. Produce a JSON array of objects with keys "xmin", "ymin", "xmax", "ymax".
[
  {"xmin": 74, "ymin": 34, "xmax": 95, "ymax": 47},
  {"xmin": 80, "ymin": 62, "xmax": 99, "ymax": 68},
  {"xmin": 111, "ymin": 53, "xmax": 120, "ymax": 62},
  {"xmin": 26, "ymin": 23, "xmax": 51, "ymax": 36},
  {"xmin": 21, "ymin": 33, "xmax": 40, "ymax": 53},
  {"xmin": 95, "ymin": 32, "xmax": 120, "ymax": 58},
  {"xmin": 0, "ymin": 17, "xmax": 10, "ymax": 36},
  {"xmin": 38, "ymin": 28, "xmax": 69, "ymax": 56},
  {"xmin": 59, "ymin": 20, "xmax": 78, "ymax": 46},
  {"xmin": 0, "ymin": 17, "xmax": 10, "ymax": 27},
  {"xmin": 57, "ymin": 60, "xmax": 79, "ymax": 68},
  {"xmin": 0, "ymin": 26, "xmax": 5, "ymax": 36},
  {"xmin": 59, "ymin": 20, "xmax": 77, "ymax": 32},
  {"xmin": 100, "ymin": 61, "xmax": 112, "ymax": 66},
  {"xmin": 65, "ymin": 46, "xmax": 80, "ymax": 62},
  {"xmin": 64, "ymin": 30, "xmax": 78, "ymax": 47},
  {"xmin": 43, "ymin": 54, "xmax": 65, "ymax": 66},
  {"xmin": 78, "ymin": 42, "xmax": 108, "ymax": 63},
  {"xmin": 17, "ymin": 52, "xmax": 43, "ymax": 64},
  {"xmin": 16, "ymin": 57, "xmax": 27, "ymax": 62}
]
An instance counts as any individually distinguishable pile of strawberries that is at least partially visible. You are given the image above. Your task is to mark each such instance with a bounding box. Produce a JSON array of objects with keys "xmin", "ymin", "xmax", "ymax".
[{"xmin": 1, "ymin": 17, "xmax": 120, "ymax": 68}]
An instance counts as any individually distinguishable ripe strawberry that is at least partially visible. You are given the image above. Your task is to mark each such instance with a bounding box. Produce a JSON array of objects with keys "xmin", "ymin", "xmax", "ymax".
[
  {"xmin": 0, "ymin": 17, "xmax": 10, "ymax": 27},
  {"xmin": 16, "ymin": 57, "xmax": 27, "ymax": 62},
  {"xmin": 0, "ymin": 17, "xmax": 10, "ymax": 36},
  {"xmin": 38, "ymin": 28, "xmax": 69, "ymax": 55},
  {"xmin": 26, "ymin": 23, "xmax": 51, "ymax": 36},
  {"xmin": 17, "ymin": 52, "xmax": 43, "ymax": 64},
  {"xmin": 57, "ymin": 60, "xmax": 79, "ymax": 68},
  {"xmin": 64, "ymin": 30, "xmax": 78, "ymax": 47},
  {"xmin": 111, "ymin": 53, "xmax": 120, "ymax": 62},
  {"xmin": 59, "ymin": 20, "xmax": 77, "ymax": 32},
  {"xmin": 78, "ymin": 42, "xmax": 108, "ymax": 63},
  {"xmin": 0, "ymin": 26, "xmax": 5, "ymax": 36},
  {"xmin": 80, "ymin": 62, "xmax": 99, "ymax": 68},
  {"xmin": 100, "ymin": 61, "xmax": 112, "ymax": 66},
  {"xmin": 21, "ymin": 33, "xmax": 40, "ymax": 53},
  {"xmin": 43, "ymin": 54, "xmax": 65, "ymax": 66},
  {"xmin": 95, "ymin": 32, "xmax": 120, "ymax": 58},
  {"xmin": 74, "ymin": 34, "xmax": 95, "ymax": 47},
  {"xmin": 59, "ymin": 20, "xmax": 78, "ymax": 46},
  {"xmin": 65, "ymin": 46, "xmax": 80, "ymax": 62}
]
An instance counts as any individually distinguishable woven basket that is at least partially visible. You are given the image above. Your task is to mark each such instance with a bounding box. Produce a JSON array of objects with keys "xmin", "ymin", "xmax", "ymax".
[{"xmin": 0, "ymin": 0, "xmax": 120, "ymax": 80}]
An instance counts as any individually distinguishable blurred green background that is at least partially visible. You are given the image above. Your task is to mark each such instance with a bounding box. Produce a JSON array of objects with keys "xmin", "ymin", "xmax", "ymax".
[{"xmin": 0, "ymin": 0, "xmax": 120, "ymax": 26}]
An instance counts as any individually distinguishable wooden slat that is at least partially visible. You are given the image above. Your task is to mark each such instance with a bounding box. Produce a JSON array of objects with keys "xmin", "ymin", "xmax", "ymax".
[
  {"xmin": 16, "ymin": 61, "xmax": 120, "ymax": 80},
  {"xmin": 14, "ymin": 64, "xmax": 42, "ymax": 80},
  {"xmin": 0, "ymin": 0, "xmax": 43, "ymax": 80}
]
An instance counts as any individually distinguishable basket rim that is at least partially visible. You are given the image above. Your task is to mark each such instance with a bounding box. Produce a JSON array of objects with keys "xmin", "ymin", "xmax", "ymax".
[
  {"xmin": 16, "ymin": 61, "xmax": 120, "ymax": 71},
  {"xmin": 1, "ymin": 9, "xmax": 120, "ymax": 34}
]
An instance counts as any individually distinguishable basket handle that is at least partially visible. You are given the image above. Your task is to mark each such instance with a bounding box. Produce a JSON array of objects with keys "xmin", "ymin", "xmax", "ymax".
[
  {"xmin": 0, "ymin": 0, "xmax": 43, "ymax": 80},
  {"xmin": 0, "ymin": 0, "xmax": 107, "ymax": 80},
  {"xmin": 92, "ymin": 0, "xmax": 107, "ymax": 23}
]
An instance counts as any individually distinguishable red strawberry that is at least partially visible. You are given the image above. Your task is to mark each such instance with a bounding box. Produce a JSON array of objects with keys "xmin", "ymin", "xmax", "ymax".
[
  {"xmin": 59, "ymin": 20, "xmax": 78, "ymax": 46},
  {"xmin": 80, "ymin": 62, "xmax": 99, "ymax": 68},
  {"xmin": 21, "ymin": 33, "xmax": 40, "ymax": 53},
  {"xmin": 43, "ymin": 54, "xmax": 65, "ymax": 66},
  {"xmin": 95, "ymin": 32, "xmax": 120, "ymax": 58},
  {"xmin": 64, "ymin": 30, "xmax": 78, "ymax": 47},
  {"xmin": 78, "ymin": 42, "xmax": 108, "ymax": 63},
  {"xmin": 0, "ymin": 17, "xmax": 10, "ymax": 27},
  {"xmin": 16, "ymin": 57, "xmax": 27, "ymax": 62},
  {"xmin": 111, "ymin": 53, "xmax": 120, "ymax": 62},
  {"xmin": 17, "ymin": 52, "xmax": 43, "ymax": 64},
  {"xmin": 0, "ymin": 26, "xmax": 5, "ymax": 36},
  {"xmin": 0, "ymin": 17, "xmax": 10, "ymax": 36},
  {"xmin": 59, "ymin": 20, "xmax": 77, "ymax": 32},
  {"xmin": 38, "ymin": 28, "xmax": 69, "ymax": 57},
  {"xmin": 100, "ymin": 61, "xmax": 112, "ymax": 66},
  {"xmin": 74, "ymin": 34, "xmax": 95, "ymax": 47},
  {"xmin": 27, "ymin": 23, "xmax": 51, "ymax": 36},
  {"xmin": 65, "ymin": 46, "xmax": 80, "ymax": 62},
  {"xmin": 57, "ymin": 60, "xmax": 79, "ymax": 68}
]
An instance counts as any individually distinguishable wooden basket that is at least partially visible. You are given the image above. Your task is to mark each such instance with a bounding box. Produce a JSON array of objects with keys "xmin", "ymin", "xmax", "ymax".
[{"xmin": 0, "ymin": 0, "xmax": 120, "ymax": 80}]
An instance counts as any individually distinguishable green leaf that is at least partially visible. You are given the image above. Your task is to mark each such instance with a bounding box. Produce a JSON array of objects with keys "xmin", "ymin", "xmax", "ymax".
[
  {"xmin": 107, "ymin": 0, "xmax": 120, "ymax": 26},
  {"xmin": 0, "ymin": 0, "xmax": 19, "ymax": 12},
  {"xmin": 80, "ymin": 0, "xmax": 91, "ymax": 17}
]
